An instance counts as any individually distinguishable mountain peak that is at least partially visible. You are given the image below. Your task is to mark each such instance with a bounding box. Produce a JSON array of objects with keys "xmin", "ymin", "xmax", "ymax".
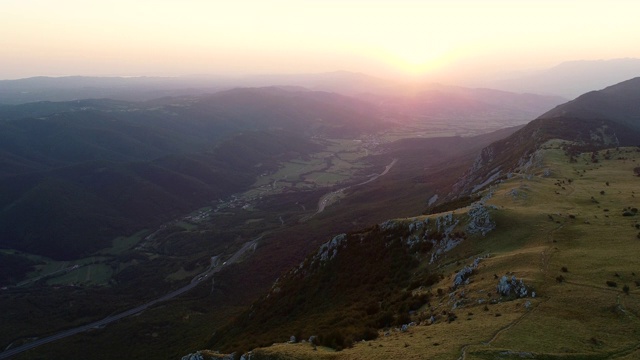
[
  {"xmin": 539, "ymin": 76, "xmax": 640, "ymax": 129},
  {"xmin": 491, "ymin": 58, "xmax": 640, "ymax": 98},
  {"xmin": 454, "ymin": 76, "xmax": 640, "ymax": 196}
]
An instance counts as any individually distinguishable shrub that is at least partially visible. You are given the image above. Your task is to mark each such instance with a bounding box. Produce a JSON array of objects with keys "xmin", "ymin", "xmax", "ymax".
[
  {"xmin": 606, "ymin": 281, "xmax": 618, "ymax": 287},
  {"xmin": 361, "ymin": 327, "xmax": 379, "ymax": 341},
  {"xmin": 407, "ymin": 293, "xmax": 429, "ymax": 311},
  {"xmin": 365, "ymin": 302, "xmax": 380, "ymax": 315},
  {"xmin": 395, "ymin": 312, "xmax": 411, "ymax": 326},
  {"xmin": 319, "ymin": 330, "xmax": 351, "ymax": 351},
  {"xmin": 623, "ymin": 285, "xmax": 630, "ymax": 294},
  {"xmin": 556, "ymin": 275, "xmax": 565, "ymax": 283},
  {"xmin": 376, "ymin": 311, "xmax": 394, "ymax": 328},
  {"xmin": 561, "ymin": 266, "xmax": 569, "ymax": 273},
  {"xmin": 447, "ymin": 312, "xmax": 457, "ymax": 323}
]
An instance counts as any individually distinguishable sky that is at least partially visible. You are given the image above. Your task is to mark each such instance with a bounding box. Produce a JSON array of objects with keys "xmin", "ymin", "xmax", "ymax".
[{"xmin": 2, "ymin": 0, "xmax": 640, "ymax": 82}]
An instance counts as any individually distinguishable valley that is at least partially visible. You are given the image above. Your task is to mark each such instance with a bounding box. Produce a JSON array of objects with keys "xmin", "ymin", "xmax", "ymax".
[
  {"xmin": 0, "ymin": 106, "xmax": 517, "ymax": 359},
  {"xmin": 3, "ymin": 0, "xmax": 640, "ymax": 358},
  {"xmin": 1, "ymin": 77, "xmax": 639, "ymax": 360}
]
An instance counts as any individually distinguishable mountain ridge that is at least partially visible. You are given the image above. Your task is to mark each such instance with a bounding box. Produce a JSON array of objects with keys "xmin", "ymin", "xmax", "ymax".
[
  {"xmin": 453, "ymin": 77, "xmax": 640, "ymax": 197},
  {"xmin": 490, "ymin": 58, "xmax": 640, "ymax": 98},
  {"xmin": 198, "ymin": 76, "xmax": 640, "ymax": 358}
]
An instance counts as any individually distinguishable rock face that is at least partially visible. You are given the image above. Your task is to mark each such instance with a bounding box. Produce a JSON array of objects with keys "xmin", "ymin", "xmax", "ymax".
[
  {"xmin": 453, "ymin": 257, "xmax": 485, "ymax": 289},
  {"xmin": 290, "ymin": 233, "xmax": 348, "ymax": 277},
  {"xmin": 181, "ymin": 352, "xmax": 204, "ymax": 360},
  {"xmin": 428, "ymin": 213, "xmax": 463, "ymax": 263},
  {"xmin": 316, "ymin": 233, "xmax": 347, "ymax": 262},
  {"xmin": 383, "ymin": 214, "xmax": 466, "ymax": 263},
  {"xmin": 466, "ymin": 203, "xmax": 496, "ymax": 236},
  {"xmin": 497, "ymin": 275, "xmax": 532, "ymax": 298}
]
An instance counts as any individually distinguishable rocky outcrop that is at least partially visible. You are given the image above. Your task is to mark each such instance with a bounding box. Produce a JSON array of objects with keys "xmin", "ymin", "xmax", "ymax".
[
  {"xmin": 497, "ymin": 275, "xmax": 534, "ymax": 298},
  {"xmin": 316, "ymin": 233, "xmax": 346, "ymax": 262},
  {"xmin": 453, "ymin": 257, "xmax": 485, "ymax": 288},
  {"xmin": 466, "ymin": 202, "xmax": 496, "ymax": 236},
  {"xmin": 181, "ymin": 352, "xmax": 204, "ymax": 360}
]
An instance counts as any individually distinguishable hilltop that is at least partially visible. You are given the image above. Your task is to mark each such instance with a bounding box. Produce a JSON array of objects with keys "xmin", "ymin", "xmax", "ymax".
[
  {"xmin": 539, "ymin": 77, "xmax": 640, "ymax": 130},
  {"xmin": 455, "ymin": 77, "xmax": 640, "ymax": 197},
  {"xmin": 490, "ymin": 58, "xmax": 640, "ymax": 98},
  {"xmin": 209, "ymin": 141, "xmax": 640, "ymax": 360}
]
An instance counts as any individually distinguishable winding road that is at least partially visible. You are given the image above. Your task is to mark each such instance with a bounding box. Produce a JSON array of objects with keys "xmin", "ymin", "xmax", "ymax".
[
  {"xmin": 314, "ymin": 158, "xmax": 398, "ymax": 215},
  {"xmin": 0, "ymin": 238, "xmax": 260, "ymax": 359}
]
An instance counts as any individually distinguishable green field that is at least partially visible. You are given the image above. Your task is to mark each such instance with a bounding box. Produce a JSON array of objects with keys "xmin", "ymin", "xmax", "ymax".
[
  {"xmin": 303, "ymin": 171, "xmax": 350, "ymax": 186},
  {"xmin": 11, "ymin": 230, "xmax": 148, "ymax": 287},
  {"xmin": 248, "ymin": 138, "xmax": 370, "ymax": 196},
  {"xmin": 46, "ymin": 264, "xmax": 114, "ymax": 286},
  {"xmin": 101, "ymin": 230, "xmax": 148, "ymax": 255}
]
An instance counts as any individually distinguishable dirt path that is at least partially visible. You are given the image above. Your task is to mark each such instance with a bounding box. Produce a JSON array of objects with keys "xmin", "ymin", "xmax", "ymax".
[{"xmin": 459, "ymin": 217, "xmax": 561, "ymax": 359}]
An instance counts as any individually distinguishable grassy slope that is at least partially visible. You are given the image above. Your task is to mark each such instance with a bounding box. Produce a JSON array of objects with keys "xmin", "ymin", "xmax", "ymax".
[{"xmin": 248, "ymin": 141, "xmax": 640, "ymax": 359}]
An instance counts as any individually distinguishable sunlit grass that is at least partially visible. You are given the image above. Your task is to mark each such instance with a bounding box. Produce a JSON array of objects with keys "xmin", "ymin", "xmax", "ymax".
[{"xmin": 241, "ymin": 142, "xmax": 640, "ymax": 359}]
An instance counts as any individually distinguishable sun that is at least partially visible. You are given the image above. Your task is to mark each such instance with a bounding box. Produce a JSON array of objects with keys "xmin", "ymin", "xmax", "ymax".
[{"xmin": 377, "ymin": 41, "xmax": 453, "ymax": 78}]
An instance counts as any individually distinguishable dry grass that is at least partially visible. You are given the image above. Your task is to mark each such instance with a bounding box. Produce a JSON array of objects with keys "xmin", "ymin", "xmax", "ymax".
[{"xmin": 235, "ymin": 142, "xmax": 640, "ymax": 359}]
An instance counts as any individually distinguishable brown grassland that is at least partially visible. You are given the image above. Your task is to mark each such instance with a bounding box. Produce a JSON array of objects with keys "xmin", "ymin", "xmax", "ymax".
[{"xmin": 245, "ymin": 140, "xmax": 640, "ymax": 359}]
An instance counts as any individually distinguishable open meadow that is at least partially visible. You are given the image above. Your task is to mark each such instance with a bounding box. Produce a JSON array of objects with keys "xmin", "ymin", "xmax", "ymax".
[{"xmin": 247, "ymin": 141, "xmax": 640, "ymax": 359}]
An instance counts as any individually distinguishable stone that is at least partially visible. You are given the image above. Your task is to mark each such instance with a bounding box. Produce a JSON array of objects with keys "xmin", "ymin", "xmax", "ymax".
[{"xmin": 181, "ymin": 352, "xmax": 204, "ymax": 360}]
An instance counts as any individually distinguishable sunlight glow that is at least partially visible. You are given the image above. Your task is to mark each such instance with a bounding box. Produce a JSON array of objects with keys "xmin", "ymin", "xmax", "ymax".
[{"xmin": 1, "ymin": 0, "xmax": 640, "ymax": 80}]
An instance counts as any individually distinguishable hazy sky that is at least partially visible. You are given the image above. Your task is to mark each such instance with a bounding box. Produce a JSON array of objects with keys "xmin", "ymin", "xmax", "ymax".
[{"xmin": 2, "ymin": 0, "xmax": 640, "ymax": 82}]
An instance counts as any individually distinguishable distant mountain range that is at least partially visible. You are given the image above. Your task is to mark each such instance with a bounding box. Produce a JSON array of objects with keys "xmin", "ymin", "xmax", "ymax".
[
  {"xmin": 3, "ymin": 59, "xmax": 638, "ymax": 104},
  {"xmin": 358, "ymin": 84, "xmax": 565, "ymax": 123},
  {"xmin": 489, "ymin": 58, "xmax": 640, "ymax": 98},
  {"xmin": 0, "ymin": 73, "xmax": 566, "ymax": 130}
]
